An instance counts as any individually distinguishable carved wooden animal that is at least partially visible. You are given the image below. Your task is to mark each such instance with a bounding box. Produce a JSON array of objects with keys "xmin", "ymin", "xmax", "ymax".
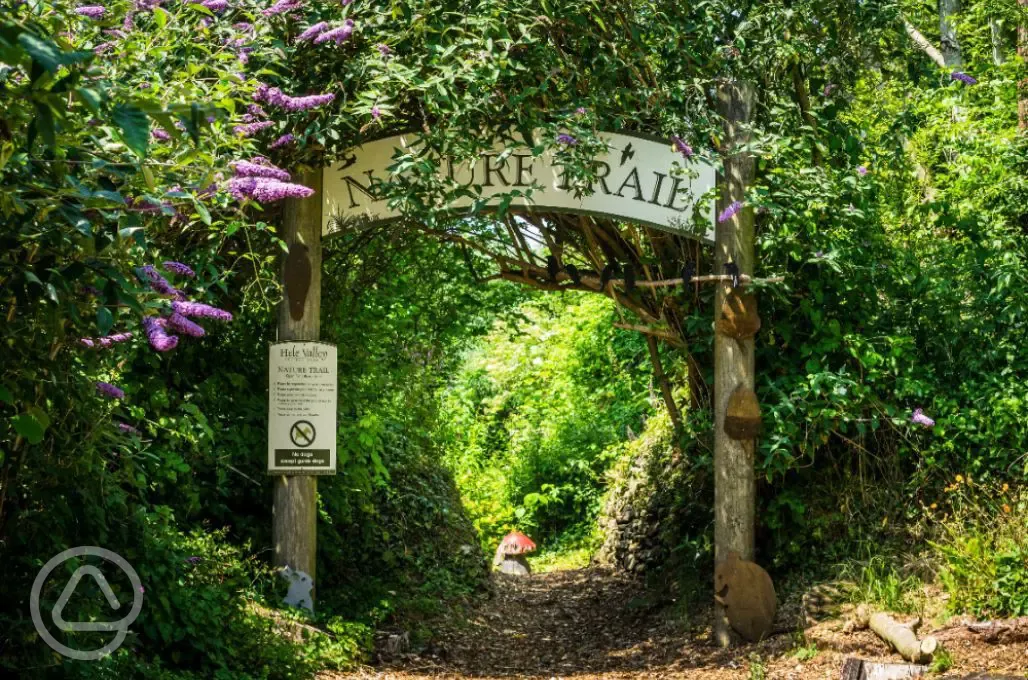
[
  {"xmin": 724, "ymin": 386, "xmax": 762, "ymax": 439},
  {"xmin": 714, "ymin": 551, "xmax": 777, "ymax": 642},
  {"xmin": 716, "ymin": 291, "xmax": 760, "ymax": 340}
]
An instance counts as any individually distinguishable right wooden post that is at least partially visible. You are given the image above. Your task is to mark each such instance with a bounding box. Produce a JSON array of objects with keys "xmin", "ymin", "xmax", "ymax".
[{"xmin": 713, "ymin": 79, "xmax": 757, "ymax": 648}]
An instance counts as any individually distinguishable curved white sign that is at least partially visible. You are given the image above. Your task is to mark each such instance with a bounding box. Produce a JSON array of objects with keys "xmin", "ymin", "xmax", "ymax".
[{"xmin": 323, "ymin": 131, "xmax": 716, "ymax": 242}]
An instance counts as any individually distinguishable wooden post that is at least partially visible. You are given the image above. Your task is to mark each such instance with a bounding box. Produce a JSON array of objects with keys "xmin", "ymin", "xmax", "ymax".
[
  {"xmin": 273, "ymin": 166, "xmax": 323, "ymax": 596},
  {"xmin": 713, "ymin": 80, "xmax": 757, "ymax": 648}
]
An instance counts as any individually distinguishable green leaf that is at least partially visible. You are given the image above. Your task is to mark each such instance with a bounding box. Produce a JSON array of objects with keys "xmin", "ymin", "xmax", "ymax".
[
  {"xmin": 97, "ymin": 306, "xmax": 114, "ymax": 336},
  {"xmin": 0, "ymin": 386, "xmax": 12, "ymax": 403},
  {"xmin": 75, "ymin": 87, "xmax": 103, "ymax": 113},
  {"xmin": 17, "ymin": 33, "xmax": 65, "ymax": 72},
  {"xmin": 33, "ymin": 102, "xmax": 55, "ymax": 148},
  {"xmin": 154, "ymin": 7, "xmax": 169, "ymax": 29},
  {"xmin": 113, "ymin": 103, "xmax": 150, "ymax": 158},
  {"xmin": 11, "ymin": 413, "xmax": 47, "ymax": 445},
  {"xmin": 193, "ymin": 198, "xmax": 212, "ymax": 226}
]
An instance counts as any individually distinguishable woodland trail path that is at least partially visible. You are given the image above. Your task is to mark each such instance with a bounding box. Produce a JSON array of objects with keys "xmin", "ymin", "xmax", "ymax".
[{"xmin": 321, "ymin": 567, "xmax": 1028, "ymax": 679}]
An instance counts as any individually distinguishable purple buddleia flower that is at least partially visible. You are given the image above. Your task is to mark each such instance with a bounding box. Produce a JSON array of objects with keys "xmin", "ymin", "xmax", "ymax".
[
  {"xmin": 122, "ymin": 12, "xmax": 134, "ymax": 30},
  {"xmin": 284, "ymin": 93, "xmax": 335, "ymax": 111},
  {"xmin": 575, "ymin": 107, "xmax": 587, "ymax": 115},
  {"xmin": 142, "ymin": 315, "xmax": 179, "ymax": 351},
  {"xmin": 166, "ymin": 312, "xmax": 206, "ymax": 337},
  {"xmin": 341, "ymin": 0, "xmax": 351, "ymax": 4},
  {"xmin": 97, "ymin": 332, "xmax": 133, "ymax": 348},
  {"xmin": 75, "ymin": 6, "xmax": 106, "ymax": 18},
  {"xmin": 717, "ymin": 200, "xmax": 743, "ymax": 223},
  {"xmin": 172, "ymin": 300, "xmax": 233, "ymax": 322},
  {"xmin": 951, "ymin": 71, "xmax": 977, "ymax": 85},
  {"xmin": 265, "ymin": 87, "xmax": 286, "ymax": 106},
  {"xmin": 202, "ymin": 0, "xmax": 227, "ymax": 12},
  {"xmin": 152, "ymin": 128, "xmax": 171, "ymax": 142},
  {"xmin": 377, "ymin": 43, "xmax": 391, "ymax": 56},
  {"xmin": 259, "ymin": 90, "xmax": 334, "ymax": 111},
  {"xmin": 857, "ymin": 165, "xmax": 868, "ymax": 176},
  {"xmin": 117, "ymin": 422, "xmax": 141, "ymax": 435},
  {"xmin": 80, "ymin": 338, "xmax": 96, "ymax": 348},
  {"xmin": 103, "ymin": 28, "xmax": 127, "ymax": 38},
  {"xmin": 232, "ymin": 159, "xmax": 290, "ymax": 180},
  {"xmin": 822, "ymin": 82, "xmax": 836, "ymax": 97},
  {"xmin": 262, "ymin": 0, "xmax": 302, "ymax": 16},
  {"xmin": 233, "ymin": 21, "xmax": 252, "ymax": 31},
  {"xmin": 139, "ymin": 265, "xmax": 179, "ymax": 297},
  {"xmin": 671, "ymin": 135, "xmax": 693, "ymax": 159},
  {"xmin": 371, "ymin": 105, "xmax": 381, "ymax": 119},
  {"xmin": 297, "ymin": 22, "xmax": 328, "ymax": 41},
  {"xmin": 313, "ymin": 20, "xmax": 354, "ymax": 45},
  {"xmin": 184, "ymin": 556, "xmax": 202, "ymax": 564},
  {"xmin": 94, "ymin": 42, "xmax": 115, "ymax": 55},
  {"xmin": 911, "ymin": 408, "xmax": 935, "ymax": 428},
  {"xmin": 234, "ymin": 121, "xmax": 275, "ymax": 136},
  {"xmin": 250, "ymin": 180, "xmax": 315, "ymax": 202},
  {"xmin": 163, "ymin": 261, "xmax": 195, "ymax": 278},
  {"xmin": 269, "ymin": 133, "xmax": 295, "ymax": 149},
  {"xmin": 556, "ymin": 133, "xmax": 577, "ymax": 146},
  {"xmin": 226, "ymin": 177, "xmax": 259, "ymax": 200},
  {"xmin": 96, "ymin": 382, "xmax": 125, "ymax": 400}
]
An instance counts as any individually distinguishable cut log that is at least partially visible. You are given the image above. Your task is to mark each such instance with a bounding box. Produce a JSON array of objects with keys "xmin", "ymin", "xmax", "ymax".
[
  {"xmin": 868, "ymin": 612, "xmax": 938, "ymax": 664},
  {"xmin": 841, "ymin": 657, "xmax": 928, "ymax": 680},
  {"xmin": 966, "ymin": 616, "xmax": 1028, "ymax": 643}
]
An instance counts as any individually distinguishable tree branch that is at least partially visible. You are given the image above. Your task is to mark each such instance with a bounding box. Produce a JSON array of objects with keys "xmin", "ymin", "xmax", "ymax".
[
  {"xmin": 646, "ymin": 334, "xmax": 683, "ymax": 428},
  {"xmin": 904, "ymin": 18, "xmax": 947, "ymax": 68},
  {"xmin": 614, "ymin": 323, "xmax": 685, "ymax": 347}
]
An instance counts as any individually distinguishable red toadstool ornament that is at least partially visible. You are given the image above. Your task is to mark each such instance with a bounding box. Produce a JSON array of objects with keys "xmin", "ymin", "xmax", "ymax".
[{"xmin": 492, "ymin": 531, "xmax": 537, "ymax": 576}]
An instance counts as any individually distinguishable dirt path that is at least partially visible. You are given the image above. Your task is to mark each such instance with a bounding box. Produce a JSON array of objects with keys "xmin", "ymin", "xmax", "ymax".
[{"xmin": 322, "ymin": 568, "xmax": 1028, "ymax": 679}]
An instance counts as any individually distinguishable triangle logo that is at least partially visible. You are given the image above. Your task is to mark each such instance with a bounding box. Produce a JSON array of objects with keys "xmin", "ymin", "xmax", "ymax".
[{"xmin": 51, "ymin": 565, "xmax": 123, "ymax": 632}]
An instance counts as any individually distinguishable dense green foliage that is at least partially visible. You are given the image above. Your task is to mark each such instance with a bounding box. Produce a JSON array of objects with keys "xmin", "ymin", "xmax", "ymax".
[
  {"xmin": 2, "ymin": 0, "xmax": 1028, "ymax": 677},
  {"xmin": 439, "ymin": 293, "xmax": 654, "ymax": 548}
]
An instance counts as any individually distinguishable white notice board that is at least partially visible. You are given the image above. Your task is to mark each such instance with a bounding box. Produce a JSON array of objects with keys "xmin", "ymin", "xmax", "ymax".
[{"xmin": 268, "ymin": 341, "xmax": 337, "ymax": 475}]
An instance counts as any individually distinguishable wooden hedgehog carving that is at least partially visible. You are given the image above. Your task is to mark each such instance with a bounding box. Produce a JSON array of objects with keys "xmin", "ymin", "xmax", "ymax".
[{"xmin": 714, "ymin": 551, "xmax": 777, "ymax": 642}]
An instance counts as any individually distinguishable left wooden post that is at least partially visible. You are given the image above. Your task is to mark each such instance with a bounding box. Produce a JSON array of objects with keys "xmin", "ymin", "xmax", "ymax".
[{"xmin": 273, "ymin": 165, "xmax": 323, "ymax": 594}]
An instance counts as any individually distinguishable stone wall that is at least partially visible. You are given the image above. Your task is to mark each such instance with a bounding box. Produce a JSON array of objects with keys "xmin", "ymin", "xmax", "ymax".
[{"xmin": 595, "ymin": 412, "xmax": 712, "ymax": 575}]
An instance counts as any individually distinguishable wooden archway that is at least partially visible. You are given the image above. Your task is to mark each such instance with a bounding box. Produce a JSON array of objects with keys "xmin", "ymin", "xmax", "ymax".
[{"xmin": 272, "ymin": 81, "xmax": 760, "ymax": 646}]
